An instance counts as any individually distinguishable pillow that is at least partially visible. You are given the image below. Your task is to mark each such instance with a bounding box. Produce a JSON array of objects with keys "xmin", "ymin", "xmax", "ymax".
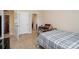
[
  {"xmin": 45, "ymin": 24, "xmax": 51, "ymax": 26},
  {"xmin": 44, "ymin": 24, "xmax": 51, "ymax": 29},
  {"xmin": 48, "ymin": 25, "xmax": 53, "ymax": 31}
]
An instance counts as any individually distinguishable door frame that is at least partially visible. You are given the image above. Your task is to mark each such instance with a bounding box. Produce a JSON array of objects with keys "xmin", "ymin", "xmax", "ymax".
[
  {"xmin": 30, "ymin": 12, "xmax": 39, "ymax": 33},
  {"xmin": 32, "ymin": 14, "xmax": 38, "ymax": 31}
]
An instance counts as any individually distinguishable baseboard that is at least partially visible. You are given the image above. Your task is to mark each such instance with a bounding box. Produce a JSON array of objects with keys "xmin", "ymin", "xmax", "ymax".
[
  {"xmin": 10, "ymin": 33, "xmax": 14, "ymax": 36},
  {"xmin": 19, "ymin": 33, "xmax": 32, "ymax": 37}
]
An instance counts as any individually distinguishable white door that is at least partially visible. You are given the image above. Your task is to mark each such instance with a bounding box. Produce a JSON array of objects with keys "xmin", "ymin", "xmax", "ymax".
[
  {"xmin": 14, "ymin": 11, "xmax": 32, "ymax": 38},
  {"xmin": 19, "ymin": 11, "xmax": 32, "ymax": 34}
]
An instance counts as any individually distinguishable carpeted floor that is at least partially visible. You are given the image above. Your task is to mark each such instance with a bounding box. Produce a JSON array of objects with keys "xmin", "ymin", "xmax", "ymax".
[{"xmin": 10, "ymin": 31, "xmax": 40, "ymax": 49}]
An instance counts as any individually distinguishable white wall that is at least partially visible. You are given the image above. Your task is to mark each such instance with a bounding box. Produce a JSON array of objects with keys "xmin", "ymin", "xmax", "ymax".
[{"xmin": 43, "ymin": 10, "xmax": 79, "ymax": 33}]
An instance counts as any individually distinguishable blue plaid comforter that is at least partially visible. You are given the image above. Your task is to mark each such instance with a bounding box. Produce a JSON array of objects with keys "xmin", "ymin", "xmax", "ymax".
[{"xmin": 37, "ymin": 30, "xmax": 79, "ymax": 49}]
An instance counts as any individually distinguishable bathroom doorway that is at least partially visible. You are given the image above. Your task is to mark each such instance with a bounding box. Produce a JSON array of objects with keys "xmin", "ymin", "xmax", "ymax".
[{"xmin": 32, "ymin": 14, "xmax": 38, "ymax": 32}]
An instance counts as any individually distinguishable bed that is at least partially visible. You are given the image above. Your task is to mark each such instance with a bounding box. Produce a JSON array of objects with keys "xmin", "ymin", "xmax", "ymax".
[{"xmin": 37, "ymin": 30, "xmax": 79, "ymax": 49}]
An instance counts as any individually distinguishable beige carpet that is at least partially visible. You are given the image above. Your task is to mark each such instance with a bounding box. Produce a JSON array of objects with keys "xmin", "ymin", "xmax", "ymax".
[{"xmin": 10, "ymin": 31, "xmax": 39, "ymax": 49}]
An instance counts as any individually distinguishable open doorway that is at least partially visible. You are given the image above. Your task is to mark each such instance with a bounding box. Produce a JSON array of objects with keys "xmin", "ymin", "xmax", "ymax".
[
  {"xmin": 4, "ymin": 15, "xmax": 9, "ymax": 34},
  {"xmin": 32, "ymin": 14, "xmax": 38, "ymax": 33},
  {"xmin": 4, "ymin": 10, "xmax": 15, "ymax": 36}
]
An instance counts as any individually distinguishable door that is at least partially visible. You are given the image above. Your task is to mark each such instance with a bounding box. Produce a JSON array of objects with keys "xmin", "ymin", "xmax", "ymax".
[
  {"xmin": 14, "ymin": 11, "xmax": 32, "ymax": 38},
  {"xmin": 4, "ymin": 15, "xmax": 9, "ymax": 34},
  {"xmin": 19, "ymin": 11, "xmax": 31, "ymax": 34}
]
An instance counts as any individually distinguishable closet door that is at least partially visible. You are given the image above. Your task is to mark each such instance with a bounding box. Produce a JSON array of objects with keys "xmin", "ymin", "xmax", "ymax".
[
  {"xmin": 14, "ymin": 11, "xmax": 32, "ymax": 37},
  {"xmin": 19, "ymin": 11, "xmax": 31, "ymax": 34}
]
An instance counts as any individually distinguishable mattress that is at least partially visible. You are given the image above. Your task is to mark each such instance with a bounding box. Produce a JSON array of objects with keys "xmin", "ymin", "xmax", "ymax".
[{"xmin": 37, "ymin": 30, "xmax": 79, "ymax": 49}]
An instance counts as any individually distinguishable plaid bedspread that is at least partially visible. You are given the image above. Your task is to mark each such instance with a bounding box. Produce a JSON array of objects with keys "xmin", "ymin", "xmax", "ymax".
[{"xmin": 37, "ymin": 30, "xmax": 79, "ymax": 49}]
